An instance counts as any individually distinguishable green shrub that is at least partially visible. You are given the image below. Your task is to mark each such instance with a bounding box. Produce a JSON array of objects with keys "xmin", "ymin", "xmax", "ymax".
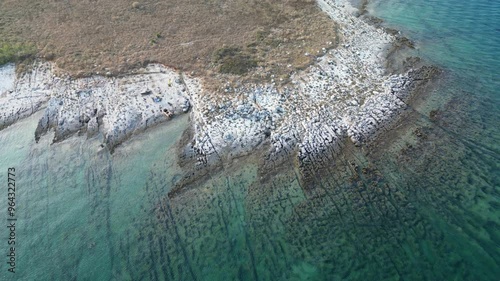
[{"xmin": 0, "ymin": 42, "xmax": 36, "ymax": 65}]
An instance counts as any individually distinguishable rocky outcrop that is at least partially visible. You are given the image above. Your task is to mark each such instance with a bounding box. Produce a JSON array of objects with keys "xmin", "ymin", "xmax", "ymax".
[
  {"xmin": 0, "ymin": 0, "xmax": 438, "ymax": 196},
  {"xmin": 1, "ymin": 63, "xmax": 192, "ymax": 151},
  {"xmin": 0, "ymin": 63, "xmax": 52, "ymax": 130},
  {"xmin": 173, "ymin": 0, "xmax": 438, "ymax": 191}
]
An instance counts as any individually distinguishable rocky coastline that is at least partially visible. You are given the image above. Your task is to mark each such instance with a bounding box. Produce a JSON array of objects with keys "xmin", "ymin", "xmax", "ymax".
[
  {"xmin": 171, "ymin": 0, "xmax": 439, "ymax": 194},
  {"xmin": 0, "ymin": 63, "xmax": 192, "ymax": 152},
  {"xmin": 0, "ymin": 0, "xmax": 438, "ymax": 194}
]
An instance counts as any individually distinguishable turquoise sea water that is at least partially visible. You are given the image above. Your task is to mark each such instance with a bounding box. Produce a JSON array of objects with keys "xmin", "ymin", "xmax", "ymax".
[{"xmin": 0, "ymin": 0, "xmax": 499, "ymax": 280}]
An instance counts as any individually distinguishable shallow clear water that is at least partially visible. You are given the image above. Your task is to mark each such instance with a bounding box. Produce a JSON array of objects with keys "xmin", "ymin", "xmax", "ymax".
[{"xmin": 0, "ymin": 0, "xmax": 499, "ymax": 280}]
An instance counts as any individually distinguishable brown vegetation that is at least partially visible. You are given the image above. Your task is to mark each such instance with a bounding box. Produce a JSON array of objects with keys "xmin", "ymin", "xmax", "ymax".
[{"xmin": 0, "ymin": 0, "xmax": 337, "ymax": 83}]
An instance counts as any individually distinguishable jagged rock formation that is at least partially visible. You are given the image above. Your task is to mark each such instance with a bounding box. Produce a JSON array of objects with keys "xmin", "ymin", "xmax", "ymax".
[
  {"xmin": 0, "ymin": 0, "xmax": 438, "ymax": 195},
  {"xmin": 0, "ymin": 63, "xmax": 192, "ymax": 151},
  {"xmin": 173, "ymin": 0, "xmax": 439, "ymax": 194}
]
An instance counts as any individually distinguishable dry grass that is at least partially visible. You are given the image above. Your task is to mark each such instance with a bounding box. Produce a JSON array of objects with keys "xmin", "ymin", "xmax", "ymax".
[{"xmin": 0, "ymin": 0, "xmax": 337, "ymax": 84}]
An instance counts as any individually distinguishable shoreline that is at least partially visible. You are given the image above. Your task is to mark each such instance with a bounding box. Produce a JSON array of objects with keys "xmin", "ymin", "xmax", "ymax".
[
  {"xmin": 0, "ymin": 0, "xmax": 438, "ymax": 194},
  {"xmin": 169, "ymin": 0, "xmax": 440, "ymax": 195},
  {"xmin": 0, "ymin": 63, "xmax": 192, "ymax": 152}
]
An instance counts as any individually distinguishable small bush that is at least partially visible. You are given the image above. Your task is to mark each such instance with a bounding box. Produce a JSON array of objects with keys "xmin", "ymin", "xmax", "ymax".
[
  {"xmin": 0, "ymin": 43, "xmax": 36, "ymax": 65},
  {"xmin": 213, "ymin": 47, "xmax": 242, "ymax": 63},
  {"xmin": 213, "ymin": 47, "xmax": 257, "ymax": 75}
]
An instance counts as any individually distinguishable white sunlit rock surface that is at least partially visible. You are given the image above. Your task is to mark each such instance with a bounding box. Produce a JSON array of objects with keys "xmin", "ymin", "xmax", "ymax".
[
  {"xmin": 0, "ymin": 63, "xmax": 192, "ymax": 150},
  {"xmin": 0, "ymin": 0, "xmax": 429, "ymax": 168}
]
